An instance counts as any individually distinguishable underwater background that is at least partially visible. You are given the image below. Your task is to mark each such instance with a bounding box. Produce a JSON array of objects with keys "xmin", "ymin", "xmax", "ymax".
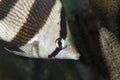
[{"xmin": 0, "ymin": 0, "xmax": 109, "ymax": 80}]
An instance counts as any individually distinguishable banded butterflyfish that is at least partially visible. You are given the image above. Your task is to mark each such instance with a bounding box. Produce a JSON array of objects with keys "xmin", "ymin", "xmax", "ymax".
[{"xmin": 0, "ymin": 0, "xmax": 80, "ymax": 59}]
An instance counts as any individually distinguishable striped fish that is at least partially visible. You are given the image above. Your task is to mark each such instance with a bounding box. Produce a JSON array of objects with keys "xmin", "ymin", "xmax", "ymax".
[{"xmin": 0, "ymin": 0, "xmax": 80, "ymax": 59}]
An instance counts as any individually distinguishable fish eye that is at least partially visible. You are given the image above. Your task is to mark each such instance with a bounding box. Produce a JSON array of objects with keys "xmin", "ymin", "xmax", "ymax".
[{"xmin": 55, "ymin": 38, "xmax": 67, "ymax": 49}]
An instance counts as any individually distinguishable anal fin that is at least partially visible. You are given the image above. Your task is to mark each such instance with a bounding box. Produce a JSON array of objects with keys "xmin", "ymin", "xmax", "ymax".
[{"xmin": 4, "ymin": 43, "xmax": 24, "ymax": 53}]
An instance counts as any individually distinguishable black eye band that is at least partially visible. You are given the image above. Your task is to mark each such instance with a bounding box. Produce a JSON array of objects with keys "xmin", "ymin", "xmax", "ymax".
[
  {"xmin": 48, "ymin": 7, "xmax": 67, "ymax": 58},
  {"xmin": 60, "ymin": 7, "xmax": 67, "ymax": 39},
  {"xmin": 58, "ymin": 39, "xmax": 62, "ymax": 48},
  {"xmin": 56, "ymin": 38, "xmax": 62, "ymax": 48},
  {"xmin": 48, "ymin": 48, "xmax": 62, "ymax": 58}
]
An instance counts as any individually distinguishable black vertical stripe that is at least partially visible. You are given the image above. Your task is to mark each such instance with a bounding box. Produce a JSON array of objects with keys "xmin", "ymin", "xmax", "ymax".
[
  {"xmin": 60, "ymin": 7, "xmax": 67, "ymax": 39},
  {"xmin": 9, "ymin": 0, "xmax": 56, "ymax": 48},
  {"xmin": 48, "ymin": 7, "xmax": 67, "ymax": 58},
  {"xmin": 48, "ymin": 48, "xmax": 62, "ymax": 58},
  {"xmin": 0, "ymin": 0, "xmax": 18, "ymax": 20}
]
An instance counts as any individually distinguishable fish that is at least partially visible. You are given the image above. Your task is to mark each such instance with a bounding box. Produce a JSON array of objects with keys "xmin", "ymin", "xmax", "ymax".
[
  {"xmin": 90, "ymin": 0, "xmax": 120, "ymax": 79},
  {"xmin": 0, "ymin": 0, "xmax": 80, "ymax": 60}
]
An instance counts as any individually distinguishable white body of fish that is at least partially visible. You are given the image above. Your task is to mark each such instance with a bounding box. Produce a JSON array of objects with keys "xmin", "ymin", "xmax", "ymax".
[{"xmin": 0, "ymin": 0, "xmax": 80, "ymax": 59}]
